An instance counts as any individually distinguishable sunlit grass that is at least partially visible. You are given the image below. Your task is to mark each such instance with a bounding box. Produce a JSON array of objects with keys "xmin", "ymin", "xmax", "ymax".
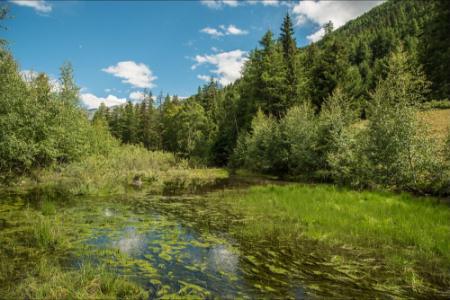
[
  {"xmin": 16, "ymin": 260, "xmax": 148, "ymax": 300},
  {"xmin": 33, "ymin": 144, "xmax": 228, "ymax": 196},
  {"xmin": 223, "ymin": 184, "xmax": 450, "ymax": 290}
]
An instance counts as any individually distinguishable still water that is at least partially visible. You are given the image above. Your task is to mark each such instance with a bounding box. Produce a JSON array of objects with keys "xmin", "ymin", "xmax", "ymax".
[{"xmin": 1, "ymin": 184, "xmax": 444, "ymax": 299}]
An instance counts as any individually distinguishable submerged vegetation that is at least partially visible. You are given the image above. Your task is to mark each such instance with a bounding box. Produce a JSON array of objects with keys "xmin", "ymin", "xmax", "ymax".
[
  {"xmin": 0, "ymin": 201, "xmax": 148, "ymax": 299},
  {"xmin": 1, "ymin": 184, "xmax": 449, "ymax": 299}
]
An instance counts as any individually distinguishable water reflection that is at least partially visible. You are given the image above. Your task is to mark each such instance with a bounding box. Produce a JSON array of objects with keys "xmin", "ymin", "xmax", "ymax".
[
  {"xmin": 113, "ymin": 227, "xmax": 144, "ymax": 255},
  {"xmin": 208, "ymin": 245, "xmax": 239, "ymax": 275},
  {"xmin": 104, "ymin": 208, "xmax": 114, "ymax": 217}
]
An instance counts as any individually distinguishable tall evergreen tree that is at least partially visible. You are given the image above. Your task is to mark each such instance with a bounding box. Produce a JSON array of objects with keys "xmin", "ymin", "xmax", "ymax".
[{"xmin": 279, "ymin": 13, "xmax": 298, "ymax": 106}]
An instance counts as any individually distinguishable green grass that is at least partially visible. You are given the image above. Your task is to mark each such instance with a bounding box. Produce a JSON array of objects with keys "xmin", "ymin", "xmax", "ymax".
[
  {"xmin": 29, "ymin": 144, "xmax": 228, "ymax": 196},
  {"xmin": 222, "ymin": 184, "xmax": 450, "ymax": 291},
  {"xmin": 15, "ymin": 260, "xmax": 148, "ymax": 300}
]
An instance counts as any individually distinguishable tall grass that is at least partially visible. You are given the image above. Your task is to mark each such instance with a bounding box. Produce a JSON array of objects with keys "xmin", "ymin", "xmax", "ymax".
[
  {"xmin": 224, "ymin": 184, "xmax": 450, "ymax": 288},
  {"xmin": 36, "ymin": 144, "xmax": 227, "ymax": 196},
  {"xmin": 32, "ymin": 216, "xmax": 67, "ymax": 250},
  {"xmin": 15, "ymin": 260, "xmax": 148, "ymax": 300}
]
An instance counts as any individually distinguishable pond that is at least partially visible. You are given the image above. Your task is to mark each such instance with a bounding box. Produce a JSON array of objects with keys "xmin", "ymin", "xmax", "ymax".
[{"xmin": 0, "ymin": 182, "xmax": 448, "ymax": 299}]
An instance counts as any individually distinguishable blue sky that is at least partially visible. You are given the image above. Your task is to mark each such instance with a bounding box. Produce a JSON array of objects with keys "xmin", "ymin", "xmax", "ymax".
[{"xmin": 4, "ymin": 0, "xmax": 382, "ymax": 109}]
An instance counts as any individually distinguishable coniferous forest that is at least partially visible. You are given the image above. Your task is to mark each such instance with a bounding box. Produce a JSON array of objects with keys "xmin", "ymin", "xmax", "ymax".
[
  {"xmin": 1, "ymin": 1, "xmax": 450, "ymax": 299},
  {"xmin": 94, "ymin": 0, "xmax": 450, "ymax": 194}
]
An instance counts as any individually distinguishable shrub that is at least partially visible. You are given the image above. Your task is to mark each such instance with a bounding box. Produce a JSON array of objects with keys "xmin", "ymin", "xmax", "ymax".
[
  {"xmin": 363, "ymin": 49, "xmax": 442, "ymax": 192},
  {"xmin": 0, "ymin": 50, "xmax": 116, "ymax": 181},
  {"xmin": 282, "ymin": 101, "xmax": 318, "ymax": 177},
  {"xmin": 236, "ymin": 110, "xmax": 286, "ymax": 174},
  {"xmin": 316, "ymin": 88, "xmax": 358, "ymax": 180}
]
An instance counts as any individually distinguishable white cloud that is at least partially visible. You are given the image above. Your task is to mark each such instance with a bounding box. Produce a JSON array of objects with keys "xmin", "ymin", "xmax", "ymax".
[
  {"xmin": 226, "ymin": 25, "xmax": 248, "ymax": 35},
  {"xmin": 192, "ymin": 50, "xmax": 248, "ymax": 86},
  {"xmin": 200, "ymin": 24, "xmax": 248, "ymax": 37},
  {"xmin": 197, "ymin": 74, "xmax": 212, "ymax": 82},
  {"xmin": 129, "ymin": 91, "xmax": 146, "ymax": 102},
  {"xmin": 11, "ymin": 0, "xmax": 52, "ymax": 13},
  {"xmin": 261, "ymin": 0, "xmax": 280, "ymax": 6},
  {"xmin": 307, "ymin": 28, "xmax": 325, "ymax": 43},
  {"xmin": 102, "ymin": 61, "xmax": 157, "ymax": 89},
  {"xmin": 293, "ymin": 1, "xmax": 384, "ymax": 42},
  {"xmin": 201, "ymin": 0, "xmax": 239, "ymax": 9},
  {"xmin": 20, "ymin": 70, "xmax": 61, "ymax": 93},
  {"xmin": 205, "ymin": 0, "xmax": 284, "ymax": 8},
  {"xmin": 201, "ymin": 27, "xmax": 224, "ymax": 37},
  {"xmin": 80, "ymin": 93, "xmax": 127, "ymax": 110}
]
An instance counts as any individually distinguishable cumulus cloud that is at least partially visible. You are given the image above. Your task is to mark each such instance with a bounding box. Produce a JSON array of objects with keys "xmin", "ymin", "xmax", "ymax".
[
  {"xmin": 20, "ymin": 70, "xmax": 62, "ymax": 92},
  {"xmin": 197, "ymin": 74, "xmax": 212, "ymax": 82},
  {"xmin": 102, "ymin": 61, "xmax": 157, "ymax": 89},
  {"xmin": 307, "ymin": 28, "xmax": 325, "ymax": 43},
  {"xmin": 11, "ymin": 0, "xmax": 52, "ymax": 13},
  {"xmin": 293, "ymin": 0, "xmax": 384, "ymax": 42},
  {"xmin": 80, "ymin": 93, "xmax": 127, "ymax": 110},
  {"xmin": 200, "ymin": 0, "xmax": 239, "ymax": 9},
  {"xmin": 200, "ymin": 24, "xmax": 248, "ymax": 37},
  {"xmin": 201, "ymin": 27, "xmax": 224, "ymax": 37},
  {"xmin": 225, "ymin": 24, "xmax": 248, "ymax": 35},
  {"xmin": 192, "ymin": 50, "xmax": 248, "ymax": 86},
  {"xmin": 129, "ymin": 91, "xmax": 146, "ymax": 102}
]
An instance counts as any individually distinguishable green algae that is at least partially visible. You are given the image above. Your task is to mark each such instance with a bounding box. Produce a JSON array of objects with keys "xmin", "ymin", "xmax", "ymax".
[{"xmin": 1, "ymin": 182, "xmax": 449, "ymax": 299}]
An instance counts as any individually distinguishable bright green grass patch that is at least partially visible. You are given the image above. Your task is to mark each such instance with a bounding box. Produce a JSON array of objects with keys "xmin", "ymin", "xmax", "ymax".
[{"xmin": 222, "ymin": 184, "xmax": 450, "ymax": 288}]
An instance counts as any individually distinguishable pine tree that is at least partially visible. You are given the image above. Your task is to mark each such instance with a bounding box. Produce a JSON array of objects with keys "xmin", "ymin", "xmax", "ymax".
[{"xmin": 279, "ymin": 13, "xmax": 298, "ymax": 107}]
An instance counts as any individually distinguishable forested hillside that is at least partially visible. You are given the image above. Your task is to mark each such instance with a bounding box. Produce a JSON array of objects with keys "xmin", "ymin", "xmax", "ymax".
[{"xmin": 97, "ymin": 0, "xmax": 450, "ymax": 169}]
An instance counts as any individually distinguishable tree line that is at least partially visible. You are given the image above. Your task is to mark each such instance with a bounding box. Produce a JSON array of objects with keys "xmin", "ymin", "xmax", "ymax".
[
  {"xmin": 94, "ymin": 0, "xmax": 450, "ymax": 194},
  {"xmin": 1, "ymin": 0, "xmax": 449, "ymax": 194}
]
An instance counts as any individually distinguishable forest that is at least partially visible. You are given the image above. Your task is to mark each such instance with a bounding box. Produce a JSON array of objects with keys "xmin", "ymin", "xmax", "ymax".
[
  {"xmin": 0, "ymin": 0, "xmax": 450, "ymax": 299},
  {"xmin": 91, "ymin": 0, "xmax": 450, "ymax": 195}
]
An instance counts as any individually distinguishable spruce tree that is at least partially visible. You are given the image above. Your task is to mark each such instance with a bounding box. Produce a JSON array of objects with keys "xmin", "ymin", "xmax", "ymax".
[{"xmin": 279, "ymin": 13, "xmax": 298, "ymax": 106}]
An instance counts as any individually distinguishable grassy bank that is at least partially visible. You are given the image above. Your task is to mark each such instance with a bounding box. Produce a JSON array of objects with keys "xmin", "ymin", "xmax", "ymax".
[
  {"xmin": 220, "ymin": 184, "xmax": 450, "ymax": 293},
  {"xmin": 13, "ymin": 144, "xmax": 228, "ymax": 196}
]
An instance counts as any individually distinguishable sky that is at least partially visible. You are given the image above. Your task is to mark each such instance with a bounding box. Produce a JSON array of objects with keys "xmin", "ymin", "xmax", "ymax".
[{"xmin": 4, "ymin": 0, "xmax": 383, "ymax": 109}]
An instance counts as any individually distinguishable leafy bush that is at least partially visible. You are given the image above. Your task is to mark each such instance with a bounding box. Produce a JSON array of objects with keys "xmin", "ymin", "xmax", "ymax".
[
  {"xmin": 235, "ymin": 110, "xmax": 287, "ymax": 175},
  {"xmin": 0, "ymin": 50, "xmax": 115, "ymax": 181},
  {"xmin": 234, "ymin": 49, "xmax": 449, "ymax": 195},
  {"xmin": 282, "ymin": 101, "xmax": 318, "ymax": 177}
]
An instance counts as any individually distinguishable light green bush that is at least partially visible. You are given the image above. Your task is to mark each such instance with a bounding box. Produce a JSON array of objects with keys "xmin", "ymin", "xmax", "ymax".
[
  {"xmin": 0, "ymin": 50, "xmax": 116, "ymax": 181},
  {"xmin": 282, "ymin": 101, "xmax": 318, "ymax": 177}
]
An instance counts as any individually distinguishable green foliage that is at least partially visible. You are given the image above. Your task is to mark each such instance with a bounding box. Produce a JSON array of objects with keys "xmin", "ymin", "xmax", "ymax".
[
  {"xmin": 282, "ymin": 102, "xmax": 318, "ymax": 176},
  {"xmin": 59, "ymin": 62, "xmax": 80, "ymax": 106},
  {"xmin": 0, "ymin": 49, "xmax": 117, "ymax": 181},
  {"xmin": 233, "ymin": 110, "xmax": 280, "ymax": 174},
  {"xmin": 330, "ymin": 49, "xmax": 444, "ymax": 193},
  {"xmin": 363, "ymin": 50, "xmax": 438, "ymax": 191},
  {"xmin": 234, "ymin": 48, "xmax": 448, "ymax": 194}
]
